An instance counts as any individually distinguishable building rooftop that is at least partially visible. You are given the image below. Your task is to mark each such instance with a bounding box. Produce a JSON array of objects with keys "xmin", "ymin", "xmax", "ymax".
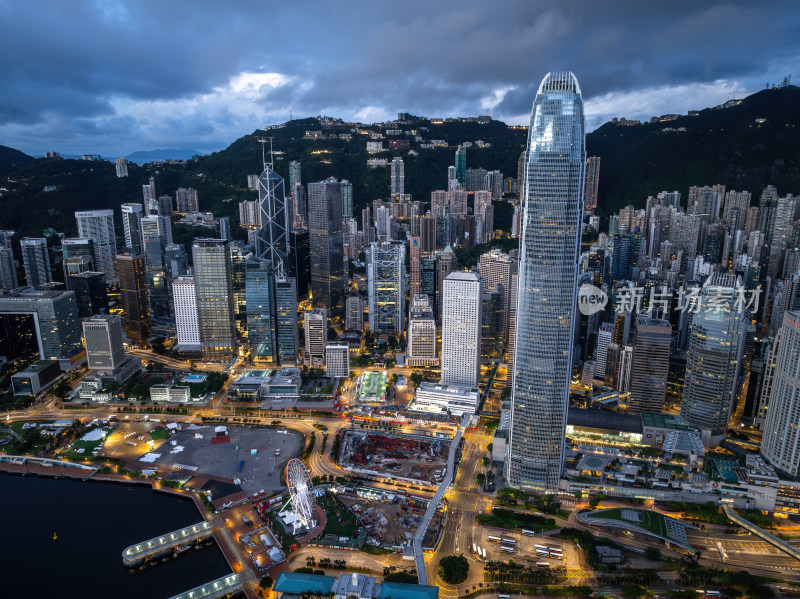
[
  {"xmin": 567, "ymin": 407, "xmax": 643, "ymax": 434},
  {"xmin": 14, "ymin": 359, "xmax": 59, "ymax": 374},
  {"xmin": 641, "ymin": 412, "xmax": 699, "ymax": 432},
  {"xmin": 0, "ymin": 287, "xmax": 72, "ymax": 300},
  {"xmin": 380, "ymin": 582, "xmax": 439, "ymax": 599},
  {"xmin": 273, "ymin": 572, "xmax": 335, "ymax": 595}
]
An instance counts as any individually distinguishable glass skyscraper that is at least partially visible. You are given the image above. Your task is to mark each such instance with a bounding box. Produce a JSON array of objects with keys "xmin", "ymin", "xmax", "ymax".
[
  {"xmin": 507, "ymin": 72, "xmax": 586, "ymax": 492},
  {"xmin": 308, "ymin": 178, "xmax": 345, "ymax": 317},
  {"xmin": 193, "ymin": 239, "xmax": 236, "ymax": 359}
]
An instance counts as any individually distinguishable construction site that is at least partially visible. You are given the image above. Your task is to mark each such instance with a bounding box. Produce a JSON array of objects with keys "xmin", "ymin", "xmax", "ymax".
[
  {"xmin": 337, "ymin": 430, "xmax": 449, "ymax": 486},
  {"xmin": 337, "ymin": 488, "xmax": 445, "ymax": 549}
]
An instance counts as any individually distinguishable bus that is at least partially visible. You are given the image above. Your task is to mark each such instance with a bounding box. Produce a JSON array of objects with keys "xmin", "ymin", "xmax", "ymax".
[
  {"xmin": 498, "ymin": 595, "xmax": 511, "ymax": 599},
  {"xmin": 500, "ymin": 546, "xmax": 515, "ymax": 553},
  {"xmin": 534, "ymin": 544, "xmax": 549, "ymax": 556},
  {"xmin": 501, "ymin": 538, "xmax": 516, "ymax": 545},
  {"xmin": 548, "ymin": 548, "xmax": 563, "ymax": 559},
  {"xmin": 487, "ymin": 536, "xmax": 501, "ymax": 543},
  {"xmin": 705, "ymin": 592, "xmax": 721, "ymax": 598},
  {"xmin": 536, "ymin": 562, "xmax": 550, "ymax": 568},
  {"xmin": 521, "ymin": 529, "xmax": 535, "ymax": 536}
]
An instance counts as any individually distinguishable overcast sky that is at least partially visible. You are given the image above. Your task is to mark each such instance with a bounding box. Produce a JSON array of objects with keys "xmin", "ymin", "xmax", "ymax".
[{"xmin": 1, "ymin": 0, "xmax": 798, "ymax": 156}]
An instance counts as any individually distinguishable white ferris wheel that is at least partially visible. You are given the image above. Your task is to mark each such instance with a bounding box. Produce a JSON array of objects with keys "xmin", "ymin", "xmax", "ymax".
[{"xmin": 285, "ymin": 458, "xmax": 316, "ymax": 527}]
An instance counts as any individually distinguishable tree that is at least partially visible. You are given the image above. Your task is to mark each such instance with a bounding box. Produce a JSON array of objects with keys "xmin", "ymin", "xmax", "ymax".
[
  {"xmin": 622, "ymin": 584, "xmax": 645, "ymax": 598},
  {"xmin": 409, "ymin": 372, "xmax": 423, "ymax": 388},
  {"xmin": 644, "ymin": 546, "xmax": 661, "ymax": 561},
  {"xmin": 476, "ymin": 473, "xmax": 486, "ymax": 486},
  {"xmin": 487, "ymin": 443, "xmax": 493, "ymax": 453},
  {"xmin": 438, "ymin": 554, "xmax": 469, "ymax": 584},
  {"xmin": 388, "ymin": 335, "xmax": 397, "ymax": 350},
  {"xmin": 328, "ymin": 327, "xmax": 339, "ymax": 341}
]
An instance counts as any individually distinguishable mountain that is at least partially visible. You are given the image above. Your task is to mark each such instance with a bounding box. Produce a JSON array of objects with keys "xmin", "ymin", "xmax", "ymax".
[
  {"xmin": 125, "ymin": 149, "xmax": 203, "ymax": 163},
  {"xmin": 586, "ymin": 85, "xmax": 800, "ymax": 216},
  {"xmin": 0, "ymin": 145, "xmax": 34, "ymax": 175},
  {"xmin": 1, "ymin": 85, "xmax": 799, "ymax": 238}
]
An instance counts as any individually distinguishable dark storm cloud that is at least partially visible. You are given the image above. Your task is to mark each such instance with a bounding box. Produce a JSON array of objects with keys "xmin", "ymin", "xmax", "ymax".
[{"xmin": 1, "ymin": 0, "xmax": 798, "ymax": 154}]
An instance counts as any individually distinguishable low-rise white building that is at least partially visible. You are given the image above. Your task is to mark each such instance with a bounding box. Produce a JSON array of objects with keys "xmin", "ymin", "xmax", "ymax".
[
  {"xmin": 411, "ymin": 382, "xmax": 480, "ymax": 417},
  {"xmin": 150, "ymin": 384, "xmax": 192, "ymax": 403}
]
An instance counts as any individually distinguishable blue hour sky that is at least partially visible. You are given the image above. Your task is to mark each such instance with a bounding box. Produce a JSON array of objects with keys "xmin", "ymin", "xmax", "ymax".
[{"xmin": 1, "ymin": 0, "xmax": 798, "ymax": 156}]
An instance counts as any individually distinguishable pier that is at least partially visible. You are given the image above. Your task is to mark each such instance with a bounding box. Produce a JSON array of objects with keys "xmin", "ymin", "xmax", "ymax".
[
  {"xmin": 122, "ymin": 520, "xmax": 218, "ymax": 566},
  {"xmin": 167, "ymin": 573, "xmax": 242, "ymax": 599}
]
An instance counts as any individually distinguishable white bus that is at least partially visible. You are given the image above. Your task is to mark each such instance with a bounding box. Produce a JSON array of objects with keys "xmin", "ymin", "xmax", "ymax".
[
  {"xmin": 521, "ymin": 529, "xmax": 535, "ymax": 536},
  {"xmin": 501, "ymin": 538, "xmax": 516, "ymax": 545},
  {"xmin": 500, "ymin": 545, "xmax": 515, "ymax": 553},
  {"xmin": 536, "ymin": 562, "xmax": 550, "ymax": 568},
  {"xmin": 487, "ymin": 536, "xmax": 501, "ymax": 543},
  {"xmin": 534, "ymin": 544, "xmax": 549, "ymax": 556}
]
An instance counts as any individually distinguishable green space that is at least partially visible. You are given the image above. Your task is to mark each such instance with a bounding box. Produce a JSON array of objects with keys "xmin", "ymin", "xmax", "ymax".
[
  {"xmin": 664, "ymin": 501, "xmax": 730, "ymax": 526},
  {"xmin": 262, "ymin": 510, "xmax": 294, "ymax": 554},
  {"xmin": 357, "ymin": 371, "xmax": 387, "ymax": 401},
  {"xmin": 62, "ymin": 439, "xmax": 103, "ymax": 459},
  {"xmin": 740, "ymin": 509, "xmax": 778, "ymax": 530},
  {"xmin": 475, "ymin": 508, "xmax": 556, "ymax": 532},
  {"xmin": 587, "ymin": 508, "xmax": 669, "ymax": 538},
  {"xmin": 362, "ymin": 546, "xmax": 393, "ymax": 556},
  {"xmin": 319, "ymin": 491, "xmax": 359, "ymax": 538},
  {"xmin": 149, "ymin": 428, "xmax": 170, "ymax": 441},
  {"xmin": 3, "ymin": 422, "xmax": 52, "ymax": 455},
  {"xmin": 438, "ymin": 554, "xmax": 469, "ymax": 584}
]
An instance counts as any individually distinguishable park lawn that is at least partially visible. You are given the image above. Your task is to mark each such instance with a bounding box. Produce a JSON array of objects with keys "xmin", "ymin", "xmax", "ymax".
[
  {"xmin": 589, "ymin": 508, "xmax": 669, "ymax": 537},
  {"xmin": 62, "ymin": 438, "xmax": 104, "ymax": 459},
  {"xmin": 320, "ymin": 493, "xmax": 360, "ymax": 538},
  {"xmin": 149, "ymin": 428, "xmax": 170, "ymax": 441},
  {"xmin": 476, "ymin": 508, "xmax": 557, "ymax": 532}
]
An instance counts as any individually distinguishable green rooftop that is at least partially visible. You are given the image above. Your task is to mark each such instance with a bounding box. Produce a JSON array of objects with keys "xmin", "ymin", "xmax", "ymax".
[{"xmin": 641, "ymin": 412, "xmax": 699, "ymax": 432}]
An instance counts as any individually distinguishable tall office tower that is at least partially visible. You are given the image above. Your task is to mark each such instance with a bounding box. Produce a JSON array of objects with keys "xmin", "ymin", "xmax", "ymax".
[
  {"xmin": 419, "ymin": 213, "xmax": 436, "ymax": 256},
  {"xmin": 76, "ymin": 210, "xmax": 118, "ymax": 283},
  {"xmin": 20, "ymin": 238, "xmax": 52, "ymax": 287},
  {"xmin": 140, "ymin": 216, "xmax": 171, "ymax": 320},
  {"xmin": 325, "ymin": 343, "xmax": 350, "ymax": 378},
  {"xmin": 375, "ymin": 205, "xmax": 391, "ymax": 240},
  {"xmin": 507, "ymin": 72, "xmax": 585, "ymax": 492},
  {"xmin": 455, "ymin": 145, "xmax": 467, "ymax": 186},
  {"xmin": 172, "ymin": 276, "xmax": 200, "ymax": 350},
  {"xmin": 154, "ymin": 195, "xmax": 173, "ymax": 217},
  {"xmin": 192, "ymin": 239, "xmax": 236, "ymax": 359},
  {"xmin": 0, "ymin": 246, "xmax": 18, "ymax": 290},
  {"xmin": 407, "ymin": 294, "xmax": 437, "ymax": 367},
  {"xmin": 345, "ymin": 292, "xmax": 365, "ymax": 332},
  {"xmin": 175, "ymin": 187, "xmax": 199, "ymax": 213},
  {"xmin": 219, "ymin": 217, "xmax": 231, "ymax": 241},
  {"xmin": 62, "ymin": 238, "xmax": 97, "ymax": 279},
  {"xmin": 583, "ymin": 156, "xmax": 600, "ymax": 211},
  {"xmin": 83, "ymin": 315, "xmax": 125, "ymax": 371},
  {"xmin": 308, "ymin": 178, "xmax": 345, "ymax": 317},
  {"xmin": 594, "ymin": 323, "xmax": 615, "ymax": 382},
  {"xmin": 421, "ymin": 257, "xmax": 436, "ymax": 297},
  {"xmin": 760, "ymin": 311, "xmax": 800, "ymax": 476},
  {"xmin": 0, "ymin": 288, "xmax": 83, "ymax": 364},
  {"xmin": 120, "ymin": 203, "xmax": 144, "ymax": 254},
  {"xmin": 164, "ymin": 244, "xmax": 189, "ymax": 283},
  {"xmin": 289, "ymin": 228, "xmax": 311, "ymax": 301},
  {"xmin": 115, "ymin": 157, "xmax": 128, "ymax": 178},
  {"xmin": 239, "ymin": 200, "xmax": 261, "ymax": 229},
  {"xmin": 617, "ymin": 345, "xmax": 634, "ymax": 392},
  {"xmin": 289, "ymin": 160, "xmax": 305, "ymax": 221},
  {"xmin": 116, "ymin": 254, "xmax": 151, "ymax": 346},
  {"xmin": 247, "ymin": 174, "xmax": 259, "ymax": 190},
  {"xmin": 481, "ymin": 288, "xmax": 504, "ymax": 358},
  {"xmin": 390, "ymin": 157, "xmax": 405, "ymax": 196},
  {"xmin": 69, "ymin": 271, "xmax": 107, "ymax": 317},
  {"xmin": 246, "ymin": 256, "xmax": 279, "ymax": 364},
  {"xmin": 511, "ymin": 205, "xmax": 522, "ymax": 238},
  {"xmin": 304, "ymin": 308, "xmax": 327, "ymax": 366},
  {"xmin": 603, "ymin": 342, "xmax": 621, "ymax": 388},
  {"xmin": 142, "ymin": 176, "xmax": 156, "ymax": 214},
  {"xmin": 435, "ymin": 245, "xmax": 458, "ymax": 320},
  {"xmin": 275, "ymin": 277, "xmax": 299, "ymax": 363},
  {"xmin": 626, "ymin": 316, "xmax": 672, "ymax": 414},
  {"xmin": 409, "ymin": 236, "xmax": 421, "ymax": 296},
  {"xmin": 479, "ymin": 248, "xmax": 517, "ymax": 342},
  {"xmin": 680, "ymin": 273, "xmax": 746, "ymax": 438},
  {"xmin": 367, "ymin": 241, "xmax": 406, "ymax": 333},
  {"xmin": 441, "ymin": 271, "xmax": 482, "ymax": 387}
]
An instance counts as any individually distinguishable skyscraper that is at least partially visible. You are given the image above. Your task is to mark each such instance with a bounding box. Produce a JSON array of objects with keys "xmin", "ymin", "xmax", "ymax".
[
  {"xmin": 419, "ymin": 213, "xmax": 436, "ymax": 256},
  {"xmin": 594, "ymin": 323, "xmax": 615, "ymax": 383},
  {"xmin": 583, "ymin": 156, "xmax": 600, "ymax": 211},
  {"xmin": 116, "ymin": 253, "xmax": 151, "ymax": 346},
  {"xmin": 142, "ymin": 176, "xmax": 156, "ymax": 215},
  {"xmin": 83, "ymin": 315, "xmax": 126, "ymax": 371},
  {"xmin": 680, "ymin": 273, "xmax": 746, "ymax": 438},
  {"xmin": 454, "ymin": 145, "xmax": 466, "ymax": 186},
  {"xmin": 289, "ymin": 228, "xmax": 311, "ymax": 301},
  {"xmin": 507, "ymin": 72, "xmax": 585, "ymax": 492},
  {"xmin": 409, "ymin": 236, "xmax": 421, "ymax": 296},
  {"xmin": 173, "ymin": 276, "xmax": 200, "ymax": 351},
  {"xmin": 0, "ymin": 246, "xmax": 18, "ymax": 290},
  {"xmin": 308, "ymin": 178, "xmax": 345, "ymax": 317},
  {"xmin": 407, "ymin": 294, "xmax": 437, "ymax": 367},
  {"xmin": 193, "ymin": 239, "xmax": 236, "ymax": 359},
  {"xmin": 120, "ymin": 203, "xmax": 143, "ymax": 254},
  {"xmin": 345, "ymin": 293, "xmax": 365, "ymax": 332},
  {"xmin": 175, "ymin": 187, "xmax": 199, "ymax": 213},
  {"xmin": 390, "ymin": 157, "xmax": 405, "ymax": 196},
  {"xmin": 20, "ymin": 237, "xmax": 51, "ymax": 287},
  {"xmin": 254, "ymin": 159, "xmax": 289, "ymax": 271},
  {"xmin": 219, "ymin": 216, "xmax": 231, "ymax": 241},
  {"xmin": 304, "ymin": 308, "xmax": 327, "ymax": 367},
  {"xmin": 760, "ymin": 311, "xmax": 800, "ymax": 477},
  {"xmin": 479, "ymin": 248, "xmax": 517, "ymax": 349},
  {"xmin": 115, "ymin": 157, "xmax": 128, "ymax": 178},
  {"xmin": 435, "ymin": 245, "xmax": 457, "ymax": 320},
  {"xmin": 76, "ymin": 210, "xmax": 118, "ymax": 283},
  {"xmin": 627, "ymin": 316, "xmax": 672, "ymax": 414},
  {"xmin": 441, "ymin": 271, "xmax": 482, "ymax": 387},
  {"xmin": 367, "ymin": 241, "xmax": 406, "ymax": 333}
]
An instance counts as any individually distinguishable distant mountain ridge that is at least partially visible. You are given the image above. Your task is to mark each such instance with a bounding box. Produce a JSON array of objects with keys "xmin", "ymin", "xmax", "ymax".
[
  {"xmin": 1, "ymin": 85, "xmax": 799, "ymax": 236},
  {"xmin": 125, "ymin": 149, "xmax": 203, "ymax": 163}
]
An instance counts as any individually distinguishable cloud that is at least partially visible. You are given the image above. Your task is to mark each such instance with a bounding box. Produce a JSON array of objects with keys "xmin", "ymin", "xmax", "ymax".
[{"xmin": 1, "ymin": 0, "xmax": 799, "ymax": 154}]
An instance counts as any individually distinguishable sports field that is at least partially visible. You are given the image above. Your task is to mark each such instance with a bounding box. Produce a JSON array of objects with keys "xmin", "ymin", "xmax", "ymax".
[{"xmin": 356, "ymin": 371, "xmax": 387, "ymax": 402}]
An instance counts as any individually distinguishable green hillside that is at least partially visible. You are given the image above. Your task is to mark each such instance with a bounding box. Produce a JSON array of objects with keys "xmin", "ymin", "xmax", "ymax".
[{"xmin": 1, "ymin": 85, "xmax": 799, "ymax": 238}]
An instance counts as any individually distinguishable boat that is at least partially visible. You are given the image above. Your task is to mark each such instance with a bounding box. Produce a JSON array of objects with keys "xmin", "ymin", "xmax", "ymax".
[
  {"xmin": 176, "ymin": 544, "xmax": 192, "ymax": 554},
  {"xmin": 53, "ymin": 532, "xmax": 58, "ymax": 541}
]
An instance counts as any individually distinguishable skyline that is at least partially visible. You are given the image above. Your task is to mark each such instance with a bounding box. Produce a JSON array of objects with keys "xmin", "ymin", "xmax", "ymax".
[{"xmin": 1, "ymin": 0, "xmax": 799, "ymax": 156}]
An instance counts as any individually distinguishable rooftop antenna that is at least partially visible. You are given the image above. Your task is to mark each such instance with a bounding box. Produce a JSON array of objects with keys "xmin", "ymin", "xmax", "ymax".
[{"xmin": 257, "ymin": 137, "xmax": 274, "ymax": 171}]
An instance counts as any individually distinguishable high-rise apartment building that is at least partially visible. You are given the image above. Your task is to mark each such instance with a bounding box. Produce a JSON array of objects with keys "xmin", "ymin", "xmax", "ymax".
[
  {"xmin": 172, "ymin": 276, "xmax": 200, "ymax": 350},
  {"xmin": 142, "ymin": 176, "xmax": 156, "ymax": 214},
  {"xmin": 341, "ymin": 179, "xmax": 353, "ymax": 219},
  {"xmin": 407, "ymin": 294, "xmax": 437, "ymax": 367},
  {"xmin": 76, "ymin": 210, "xmax": 118, "ymax": 283},
  {"xmin": 627, "ymin": 316, "xmax": 672, "ymax": 414},
  {"xmin": 367, "ymin": 241, "xmax": 406, "ymax": 333},
  {"xmin": 120, "ymin": 203, "xmax": 143, "ymax": 254},
  {"xmin": 760, "ymin": 311, "xmax": 800, "ymax": 477},
  {"xmin": 193, "ymin": 239, "xmax": 236, "ymax": 359},
  {"xmin": 507, "ymin": 72, "xmax": 585, "ymax": 492},
  {"xmin": 583, "ymin": 156, "xmax": 600, "ymax": 211},
  {"xmin": 239, "ymin": 200, "xmax": 261, "ymax": 229},
  {"xmin": 20, "ymin": 237, "xmax": 51, "ymax": 287},
  {"xmin": 419, "ymin": 213, "xmax": 436, "ymax": 256},
  {"xmin": 594, "ymin": 322, "xmax": 615, "ymax": 382},
  {"xmin": 680, "ymin": 273, "xmax": 746, "ymax": 438},
  {"xmin": 83, "ymin": 315, "xmax": 126, "ymax": 371},
  {"xmin": 454, "ymin": 145, "xmax": 466, "ymax": 186},
  {"xmin": 175, "ymin": 187, "xmax": 199, "ymax": 213},
  {"xmin": 308, "ymin": 178, "xmax": 345, "ymax": 317},
  {"xmin": 479, "ymin": 248, "xmax": 517, "ymax": 347},
  {"xmin": 441, "ymin": 271, "xmax": 482, "ymax": 387},
  {"xmin": 304, "ymin": 308, "xmax": 327, "ymax": 367},
  {"xmin": 115, "ymin": 157, "xmax": 128, "ymax": 178},
  {"xmin": 435, "ymin": 246, "xmax": 457, "ymax": 320},
  {"xmin": 390, "ymin": 158, "xmax": 405, "ymax": 196},
  {"xmin": 116, "ymin": 253, "xmax": 151, "ymax": 346}
]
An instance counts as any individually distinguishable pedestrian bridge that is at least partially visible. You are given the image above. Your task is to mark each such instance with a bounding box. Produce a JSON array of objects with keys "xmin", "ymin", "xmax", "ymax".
[
  {"xmin": 167, "ymin": 574, "xmax": 242, "ymax": 599},
  {"xmin": 723, "ymin": 504, "xmax": 800, "ymax": 561},
  {"xmin": 122, "ymin": 520, "xmax": 216, "ymax": 566}
]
